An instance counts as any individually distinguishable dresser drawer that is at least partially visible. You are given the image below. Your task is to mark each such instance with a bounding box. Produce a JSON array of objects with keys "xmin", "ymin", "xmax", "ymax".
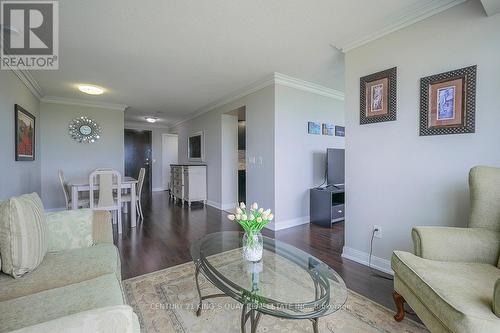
[
  {"xmin": 171, "ymin": 176, "xmax": 181, "ymax": 184},
  {"xmin": 172, "ymin": 179, "xmax": 183, "ymax": 188},
  {"xmin": 171, "ymin": 166, "xmax": 182, "ymax": 176},
  {"xmin": 172, "ymin": 187, "xmax": 183, "ymax": 198}
]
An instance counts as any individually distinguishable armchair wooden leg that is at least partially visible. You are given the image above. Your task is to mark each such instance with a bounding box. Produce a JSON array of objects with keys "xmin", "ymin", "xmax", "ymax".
[{"xmin": 393, "ymin": 291, "xmax": 405, "ymax": 322}]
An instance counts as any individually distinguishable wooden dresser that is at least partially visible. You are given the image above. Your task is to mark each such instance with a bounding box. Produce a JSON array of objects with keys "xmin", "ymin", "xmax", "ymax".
[{"xmin": 170, "ymin": 164, "xmax": 207, "ymax": 206}]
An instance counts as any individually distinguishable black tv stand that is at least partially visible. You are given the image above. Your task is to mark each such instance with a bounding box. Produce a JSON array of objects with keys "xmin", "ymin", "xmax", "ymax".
[{"xmin": 310, "ymin": 187, "xmax": 345, "ymax": 227}]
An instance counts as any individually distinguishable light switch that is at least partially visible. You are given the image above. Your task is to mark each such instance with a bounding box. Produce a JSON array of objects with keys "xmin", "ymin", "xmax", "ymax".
[
  {"xmin": 257, "ymin": 156, "xmax": 263, "ymax": 165},
  {"xmin": 248, "ymin": 156, "xmax": 256, "ymax": 164}
]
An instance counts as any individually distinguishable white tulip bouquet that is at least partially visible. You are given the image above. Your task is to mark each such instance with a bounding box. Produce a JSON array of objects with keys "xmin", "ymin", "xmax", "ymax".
[
  {"xmin": 227, "ymin": 202, "xmax": 274, "ymax": 234},
  {"xmin": 228, "ymin": 202, "xmax": 273, "ymax": 261}
]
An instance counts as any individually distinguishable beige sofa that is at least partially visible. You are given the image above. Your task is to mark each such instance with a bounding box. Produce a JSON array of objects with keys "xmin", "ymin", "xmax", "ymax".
[
  {"xmin": 392, "ymin": 166, "xmax": 500, "ymax": 333},
  {"xmin": 0, "ymin": 205, "xmax": 140, "ymax": 332}
]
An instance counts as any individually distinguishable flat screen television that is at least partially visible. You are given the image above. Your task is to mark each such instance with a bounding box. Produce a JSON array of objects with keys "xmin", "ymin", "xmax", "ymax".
[{"xmin": 327, "ymin": 148, "xmax": 345, "ymax": 186}]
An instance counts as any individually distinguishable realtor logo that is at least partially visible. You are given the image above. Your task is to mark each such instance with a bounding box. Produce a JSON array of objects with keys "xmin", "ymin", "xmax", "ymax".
[{"xmin": 1, "ymin": 0, "xmax": 59, "ymax": 70}]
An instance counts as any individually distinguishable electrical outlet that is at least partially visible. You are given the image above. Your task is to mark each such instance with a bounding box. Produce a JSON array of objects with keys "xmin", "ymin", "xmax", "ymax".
[{"xmin": 373, "ymin": 225, "xmax": 382, "ymax": 239}]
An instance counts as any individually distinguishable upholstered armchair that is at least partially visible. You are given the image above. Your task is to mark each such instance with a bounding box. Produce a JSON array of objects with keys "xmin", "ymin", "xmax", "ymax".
[{"xmin": 392, "ymin": 166, "xmax": 500, "ymax": 333}]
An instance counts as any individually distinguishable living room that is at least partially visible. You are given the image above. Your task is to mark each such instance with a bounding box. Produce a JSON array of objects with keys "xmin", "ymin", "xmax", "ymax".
[{"xmin": 0, "ymin": 0, "xmax": 499, "ymax": 332}]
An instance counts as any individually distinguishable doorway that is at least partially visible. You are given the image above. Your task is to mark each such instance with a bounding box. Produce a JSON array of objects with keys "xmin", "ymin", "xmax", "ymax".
[
  {"xmin": 238, "ymin": 118, "xmax": 246, "ymax": 203},
  {"xmin": 221, "ymin": 106, "xmax": 246, "ymax": 211},
  {"xmin": 162, "ymin": 134, "xmax": 178, "ymax": 192},
  {"xmin": 124, "ymin": 129, "xmax": 152, "ymax": 207}
]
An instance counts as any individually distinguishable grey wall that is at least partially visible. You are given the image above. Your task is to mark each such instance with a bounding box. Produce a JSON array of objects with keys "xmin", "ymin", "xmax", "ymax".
[
  {"xmin": 221, "ymin": 114, "xmax": 239, "ymax": 208},
  {"xmin": 173, "ymin": 85, "xmax": 275, "ymax": 212},
  {"xmin": 274, "ymin": 85, "xmax": 344, "ymax": 228},
  {"xmin": 124, "ymin": 123, "xmax": 171, "ymax": 191},
  {"xmin": 344, "ymin": 0, "xmax": 500, "ymax": 264},
  {"xmin": 40, "ymin": 102, "xmax": 125, "ymax": 209},
  {"xmin": 173, "ymin": 82, "xmax": 345, "ymax": 229},
  {"xmin": 0, "ymin": 72, "xmax": 41, "ymax": 200}
]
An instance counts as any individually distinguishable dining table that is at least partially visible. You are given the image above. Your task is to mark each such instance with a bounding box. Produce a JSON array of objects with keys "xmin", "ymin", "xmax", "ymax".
[{"xmin": 66, "ymin": 176, "xmax": 139, "ymax": 228}]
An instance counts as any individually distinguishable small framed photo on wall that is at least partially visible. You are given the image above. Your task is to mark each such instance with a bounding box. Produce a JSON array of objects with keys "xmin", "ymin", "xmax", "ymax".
[
  {"xmin": 335, "ymin": 126, "xmax": 345, "ymax": 137},
  {"xmin": 308, "ymin": 122, "xmax": 321, "ymax": 135},
  {"xmin": 360, "ymin": 67, "xmax": 397, "ymax": 125},
  {"xmin": 419, "ymin": 65, "xmax": 476, "ymax": 136},
  {"xmin": 322, "ymin": 123, "xmax": 335, "ymax": 136}
]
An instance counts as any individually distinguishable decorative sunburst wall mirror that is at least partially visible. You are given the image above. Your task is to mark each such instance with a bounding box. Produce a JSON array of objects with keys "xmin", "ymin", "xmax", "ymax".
[{"xmin": 68, "ymin": 116, "xmax": 102, "ymax": 143}]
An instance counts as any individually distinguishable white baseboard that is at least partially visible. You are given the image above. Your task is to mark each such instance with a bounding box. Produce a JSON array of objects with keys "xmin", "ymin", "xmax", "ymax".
[
  {"xmin": 206, "ymin": 200, "xmax": 222, "ymax": 210},
  {"xmin": 152, "ymin": 187, "xmax": 167, "ymax": 192},
  {"xmin": 267, "ymin": 216, "xmax": 310, "ymax": 231},
  {"xmin": 221, "ymin": 202, "xmax": 239, "ymax": 211},
  {"xmin": 341, "ymin": 246, "xmax": 393, "ymax": 275}
]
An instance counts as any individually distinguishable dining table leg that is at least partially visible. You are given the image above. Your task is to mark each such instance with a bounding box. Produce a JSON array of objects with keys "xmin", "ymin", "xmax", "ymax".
[
  {"xmin": 130, "ymin": 185, "xmax": 137, "ymax": 228},
  {"xmin": 71, "ymin": 186, "xmax": 78, "ymax": 210}
]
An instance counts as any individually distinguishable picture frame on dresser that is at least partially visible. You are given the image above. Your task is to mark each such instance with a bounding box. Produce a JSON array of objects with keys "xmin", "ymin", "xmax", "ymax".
[{"xmin": 188, "ymin": 131, "xmax": 204, "ymax": 162}]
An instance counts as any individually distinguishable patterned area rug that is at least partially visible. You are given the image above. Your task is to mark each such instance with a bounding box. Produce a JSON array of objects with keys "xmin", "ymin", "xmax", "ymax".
[{"xmin": 124, "ymin": 251, "xmax": 428, "ymax": 333}]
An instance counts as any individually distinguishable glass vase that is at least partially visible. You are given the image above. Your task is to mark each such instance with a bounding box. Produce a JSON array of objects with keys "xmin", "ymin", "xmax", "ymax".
[{"xmin": 242, "ymin": 231, "xmax": 263, "ymax": 262}]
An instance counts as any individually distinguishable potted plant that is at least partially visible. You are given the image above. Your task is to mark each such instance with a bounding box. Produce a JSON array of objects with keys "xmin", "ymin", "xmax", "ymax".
[{"xmin": 228, "ymin": 202, "xmax": 274, "ymax": 262}]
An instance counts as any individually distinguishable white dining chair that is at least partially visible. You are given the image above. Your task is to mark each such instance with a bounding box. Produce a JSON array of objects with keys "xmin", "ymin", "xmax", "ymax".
[
  {"xmin": 58, "ymin": 170, "xmax": 89, "ymax": 210},
  {"xmin": 122, "ymin": 168, "xmax": 146, "ymax": 222},
  {"xmin": 89, "ymin": 169, "xmax": 123, "ymax": 234}
]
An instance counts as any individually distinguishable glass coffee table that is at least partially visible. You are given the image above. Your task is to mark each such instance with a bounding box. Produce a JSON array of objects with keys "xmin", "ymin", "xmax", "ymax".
[{"xmin": 191, "ymin": 231, "xmax": 347, "ymax": 333}]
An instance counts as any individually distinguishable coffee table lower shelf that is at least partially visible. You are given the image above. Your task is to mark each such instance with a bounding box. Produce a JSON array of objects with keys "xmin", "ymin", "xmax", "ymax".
[{"xmin": 195, "ymin": 263, "xmax": 321, "ymax": 333}]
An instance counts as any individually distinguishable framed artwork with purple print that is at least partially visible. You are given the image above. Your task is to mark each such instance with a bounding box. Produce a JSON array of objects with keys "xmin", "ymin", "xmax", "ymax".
[
  {"xmin": 419, "ymin": 65, "xmax": 476, "ymax": 136},
  {"xmin": 360, "ymin": 67, "xmax": 397, "ymax": 125}
]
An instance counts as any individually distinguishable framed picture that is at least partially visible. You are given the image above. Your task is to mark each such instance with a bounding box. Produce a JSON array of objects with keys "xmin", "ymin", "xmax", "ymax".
[
  {"xmin": 419, "ymin": 65, "xmax": 476, "ymax": 136},
  {"xmin": 360, "ymin": 67, "xmax": 397, "ymax": 124},
  {"xmin": 322, "ymin": 123, "xmax": 335, "ymax": 136},
  {"xmin": 15, "ymin": 104, "xmax": 35, "ymax": 161},
  {"xmin": 335, "ymin": 126, "xmax": 345, "ymax": 137},
  {"xmin": 308, "ymin": 122, "xmax": 321, "ymax": 135},
  {"xmin": 188, "ymin": 131, "xmax": 204, "ymax": 162}
]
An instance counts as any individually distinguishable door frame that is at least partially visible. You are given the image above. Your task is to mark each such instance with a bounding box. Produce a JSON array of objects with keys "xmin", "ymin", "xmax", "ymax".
[{"xmin": 162, "ymin": 133, "xmax": 178, "ymax": 191}]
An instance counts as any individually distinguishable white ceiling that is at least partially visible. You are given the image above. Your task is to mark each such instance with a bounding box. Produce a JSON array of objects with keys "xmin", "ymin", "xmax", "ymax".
[{"xmin": 30, "ymin": 0, "xmax": 466, "ymax": 126}]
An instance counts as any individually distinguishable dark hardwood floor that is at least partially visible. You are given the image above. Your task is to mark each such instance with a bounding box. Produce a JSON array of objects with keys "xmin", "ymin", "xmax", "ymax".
[{"xmin": 115, "ymin": 191, "xmax": 415, "ymax": 321}]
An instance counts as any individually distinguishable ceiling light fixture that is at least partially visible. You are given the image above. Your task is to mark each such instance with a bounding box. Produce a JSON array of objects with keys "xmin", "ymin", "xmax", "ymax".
[
  {"xmin": 78, "ymin": 84, "xmax": 105, "ymax": 95},
  {"xmin": 145, "ymin": 117, "xmax": 158, "ymax": 123}
]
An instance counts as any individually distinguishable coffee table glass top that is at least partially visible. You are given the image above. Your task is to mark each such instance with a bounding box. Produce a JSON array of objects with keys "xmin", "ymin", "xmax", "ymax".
[{"xmin": 191, "ymin": 231, "xmax": 348, "ymax": 319}]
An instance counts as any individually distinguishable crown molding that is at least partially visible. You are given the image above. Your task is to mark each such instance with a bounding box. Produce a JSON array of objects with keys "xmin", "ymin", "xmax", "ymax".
[
  {"xmin": 169, "ymin": 74, "xmax": 276, "ymax": 129},
  {"xmin": 41, "ymin": 96, "xmax": 127, "ymax": 111},
  {"xmin": 2, "ymin": 40, "xmax": 44, "ymax": 99},
  {"xmin": 337, "ymin": 0, "xmax": 467, "ymax": 52},
  {"xmin": 10, "ymin": 69, "xmax": 44, "ymax": 99},
  {"xmin": 480, "ymin": 0, "xmax": 500, "ymax": 16},
  {"xmin": 274, "ymin": 73, "xmax": 344, "ymax": 100},
  {"xmin": 169, "ymin": 72, "xmax": 344, "ymax": 129}
]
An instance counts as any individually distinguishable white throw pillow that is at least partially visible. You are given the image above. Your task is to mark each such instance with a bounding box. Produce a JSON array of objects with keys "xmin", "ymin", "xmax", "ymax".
[{"xmin": 0, "ymin": 193, "xmax": 47, "ymax": 278}]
